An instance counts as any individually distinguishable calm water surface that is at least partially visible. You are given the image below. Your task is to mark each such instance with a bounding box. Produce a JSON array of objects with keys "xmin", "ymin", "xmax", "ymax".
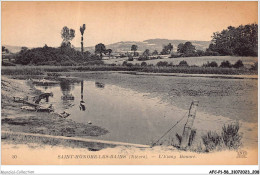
[{"xmin": 35, "ymin": 73, "xmax": 257, "ymax": 145}]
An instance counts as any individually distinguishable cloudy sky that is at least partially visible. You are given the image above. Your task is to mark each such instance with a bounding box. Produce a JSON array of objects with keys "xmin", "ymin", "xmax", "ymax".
[{"xmin": 2, "ymin": 1, "xmax": 258, "ymax": 47}]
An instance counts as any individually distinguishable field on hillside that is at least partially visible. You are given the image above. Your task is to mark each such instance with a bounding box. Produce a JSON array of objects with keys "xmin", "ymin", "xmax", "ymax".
[{"xmin": 104, "ymin": 56, "xmax": 258, "ymax": 68}]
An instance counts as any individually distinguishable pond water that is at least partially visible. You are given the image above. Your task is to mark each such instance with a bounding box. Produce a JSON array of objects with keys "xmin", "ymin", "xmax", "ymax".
[
  {"xmin": 35, "ymin": 79, "xmax": 190, "ymax": 145},
  {"xmin": 34, "ymin": 73, "xmax": 258, "ymax": 145}
]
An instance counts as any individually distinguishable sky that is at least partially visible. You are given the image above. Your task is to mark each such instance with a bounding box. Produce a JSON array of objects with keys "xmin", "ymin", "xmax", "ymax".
[{"xmin": 1, "ymin": 1, "xmax": 258, "ymax": 47}]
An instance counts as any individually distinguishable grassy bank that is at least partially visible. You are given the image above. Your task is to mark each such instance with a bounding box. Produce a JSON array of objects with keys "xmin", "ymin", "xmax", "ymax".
[{"xmin": 2, "ymin": 64, "xmax": 257, "ymax": 75}]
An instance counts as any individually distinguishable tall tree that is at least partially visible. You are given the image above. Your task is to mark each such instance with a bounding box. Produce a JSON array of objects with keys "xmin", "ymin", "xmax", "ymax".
[
  {"xmin": 167, "ymin": 43, "xmax": 173, "ymax": 53},
  {"xmin": 177, "ymin": 43, "xmax": 184, "ymax": 53},
  {"xmin": 183, "ymin": 42, "xmax": 196, "ymax": 55},
  {"xmin": 208, "ymin": 24, "xmax": 258, "ymax": 56},
  {"xmin": 95, "ymin": 43, "xmax": 106, "ymax": 58},
  {"xmin": 61, "ymin": 26, "xmax": 75, "ymax": 46},
  {"xmin": 131, "ymin": 45, "xmax": 138, "ymax": 56},
  {"xmin": 80, "ymin": 24, "xmax": 86, "ymax": 54},
  {"xmin": 177, "ymin": 42, "xmax": 196, "ymax": 55}
]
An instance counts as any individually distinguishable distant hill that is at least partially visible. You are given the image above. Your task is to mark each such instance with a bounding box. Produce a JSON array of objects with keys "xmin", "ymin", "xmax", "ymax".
[
  {"xmin": 3, "ymin": 39, "xmax": 210, "ymax": 54},
  {"xmin": 3, "ymin": 45, "xmax": 21, "ymax": 53},
  {"xmin": 2, "ymin": 45, "xmax": 34, "ymax": 53},
  {"xmin": 78, "ymin": 39, "xmax": 211, "ymax": 53}
]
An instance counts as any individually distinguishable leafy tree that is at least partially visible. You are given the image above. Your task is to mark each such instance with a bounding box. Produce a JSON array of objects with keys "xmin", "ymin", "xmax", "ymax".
[
  {"xmin": 61, "ymin": 26, "xmax": 75, "ymax": 46},
  {"xmin": 95, "ymin": 43, "xmax": 106, "ymax": 58},
  {"xmin": 80, "ymin": 24, "xmax": 86, "ymax": 54},
  {"xmin": 196, "ymin": 50, "xmax": 205, "ymax": 56},
  {"xmin": 131, "ymin": 45, "xmax": 138, "ymax": 56},
  {"xmin": 128, "ymin": 56, "xmax": 133, "ymax": 61},
  {"xmin": 220, "ymin": 61, "xmax": 232, "ymax": 68},
  {"xmin": 203, "ymin": 61, "xmax": 218, "ymax": 67},
  {"xmin": 157, "ymin": 61, "xmax": 168, "ymax": 67},
  {"xmin": 233, "ymin": 60, "xmax": 244, "ymax": 68},
  {"xmin": 161, "ymin": 43, "xmax": 174, "ymax": 55},
  {"xmin": 167, "ymin": 43, "xmax": 173, "ymax": 53},
  {"xmin": 208, "ymin": 24, "xmax": 258, "ymax": 56},
  {"xmin": 183, "ymin": 42, "xmax": 196, "ymax": 55},
  {"xmin": 141, "ymin": 62, "xmax": 147, "ymax": 66},
  {"xmin": 143, "ymin": 49, "xmax": 150, "ymax": 56},
  {"xmin": 179, "ymin": 60, "xmax": 189, "ymax": 67},
  {"xmin": 152, "ymin": 50, "xmax": 158, "ymax": 55},
  {"xmin": 177, "ymin": 43, "xmax": 184, "ymax": 53}
]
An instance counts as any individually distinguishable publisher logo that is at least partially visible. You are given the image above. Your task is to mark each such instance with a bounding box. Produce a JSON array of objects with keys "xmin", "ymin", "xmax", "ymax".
[{"xmin": 236, "ymin": 150, "xmax": 247, "ymax": 158}]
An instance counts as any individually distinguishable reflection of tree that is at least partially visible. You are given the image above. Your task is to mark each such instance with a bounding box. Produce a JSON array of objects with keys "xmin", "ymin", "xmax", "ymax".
[
  {"xmin": 60, "ymin": 80, "xmax": 72, "ymax": 94},
  {"xmin": 60, "ymin": 80, "xmax": 75, "ymax": 104},
  {"xmin": 79, "ymin": 80, "xmax": 86, "ymax": 111}
]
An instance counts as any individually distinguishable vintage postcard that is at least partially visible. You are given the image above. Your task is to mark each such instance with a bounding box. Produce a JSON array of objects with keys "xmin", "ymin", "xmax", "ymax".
[{"xmin": 1, "ymin": 1, "xmax": 258, "ymax": 169}]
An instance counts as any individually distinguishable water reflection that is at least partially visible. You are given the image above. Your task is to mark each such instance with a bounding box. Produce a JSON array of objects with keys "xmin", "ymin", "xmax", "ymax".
[
  {"xmin": 79, "ymin": 80, "xmax": 86, "ymax": 111},
  {"xmin": 59, "ymin": 80, "xmax": 75, "ymax": 109}
]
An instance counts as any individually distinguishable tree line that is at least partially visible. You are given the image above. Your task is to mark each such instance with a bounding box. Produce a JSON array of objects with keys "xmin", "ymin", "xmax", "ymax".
[
  {"xmin": 10, "ymin": 25, "xmax": 115, "ymax": 65},
  {"xmin": 3, "ymin": 23, "xmax": 257, "ymax": 65},
  {"xmin": 207, "ymin": 24, "xmax": 257, "ymax": 56},
  {"xmin": 128, "ymin": 23, "xmax": 258, "ymax": 59}
]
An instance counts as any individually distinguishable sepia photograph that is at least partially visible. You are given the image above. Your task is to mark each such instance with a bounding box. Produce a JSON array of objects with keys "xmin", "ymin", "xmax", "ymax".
[{"xmin": 1, "ymin": 0, "xmax": 258, "ymax": 170}]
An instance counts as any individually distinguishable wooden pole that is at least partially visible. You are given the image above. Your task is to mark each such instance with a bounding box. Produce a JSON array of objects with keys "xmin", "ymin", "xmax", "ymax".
[{"xmin": 180, "ymin": 100, "xmax": 199, "ymax": 149}]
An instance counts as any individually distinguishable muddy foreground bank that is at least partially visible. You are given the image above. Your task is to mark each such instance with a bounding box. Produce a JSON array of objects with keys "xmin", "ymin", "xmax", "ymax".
[{"xmin": 1, "ymin": 76, "xmax": 109, "ymax": 150}]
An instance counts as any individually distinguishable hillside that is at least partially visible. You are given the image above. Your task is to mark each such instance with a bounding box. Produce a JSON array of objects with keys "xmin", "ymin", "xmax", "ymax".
[
  {"xmin": 80, "ymin": 39, "xmax": 211, "ymax": 53},
  {"xmin": 3, "ymin": 39, "xmax": 210, "ymax": 54},
  {"xmin": 3, "ymin": 45, "xmax": 30, "ymax": 53}
]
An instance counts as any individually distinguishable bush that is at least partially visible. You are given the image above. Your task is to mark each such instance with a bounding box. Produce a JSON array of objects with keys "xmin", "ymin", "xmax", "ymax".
[
  {"xmin": 250, "ymin": 62, "xmax": 258, "ymax": 71},
  {"xmin": 14, "ymin": 45, "xmax": 102, "ymax": 65},
  {"xmin": 178, "ymin": 60, "xmax": 189, "ymax": 67},
  {"xmin": 205, "ymin": 50, "xmax": 220, "ymax": 56},
  {"xmin": 128, "ymin": 56, "xmax": 133, "ymax": 61},
  {"xmin": 202, "ymin": 122, "xmax": 242, "ymax": 152},
  {"xmin": 203, "ymin": 61, "xmax": 218, "ymax": 67},
  {"xmin": 156, "ymin": 61, "xmax": 168, "ymax": 67},
  {"xmin": 202, "ymin": 131, "xmax": 222, "ymax": 152},
  {"xmin": 137, "ymin": 55, "xmax": 149, "ymax": 61},
  {"xmin": 222, "ymin": 123, "xmax": 242, "ymax": 149},
  {"xmin": 169, "ymin": 53, "xmax": 180, "ymax": 58},
  {"xmin": 122, "ymin": 61, "xmax": 128, "ymax": 66},
  {"xmin": 120, "ymin": 54, "xmax": 127, "ymax": 58},
  {"xmin": 141, "ymin": 62, "xmax": 147, "ymax": 67},
  {"xmin": 220, "ymin": 61, "xmax": 232, "ymax": 68},
  {"xmin": 126, "ymin": 63, "xmax": 133, "ymax": 67},
  {"xmin": 196, "ymin": 50, "xmax": 205, "ymax": 56},
  {"xmin": 233, "ymin": 60, "xmax": 244, "ymax": 68},
  {"xmin": 149, "ymin": 56, "xmax": 158, "ymax": 60}
]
